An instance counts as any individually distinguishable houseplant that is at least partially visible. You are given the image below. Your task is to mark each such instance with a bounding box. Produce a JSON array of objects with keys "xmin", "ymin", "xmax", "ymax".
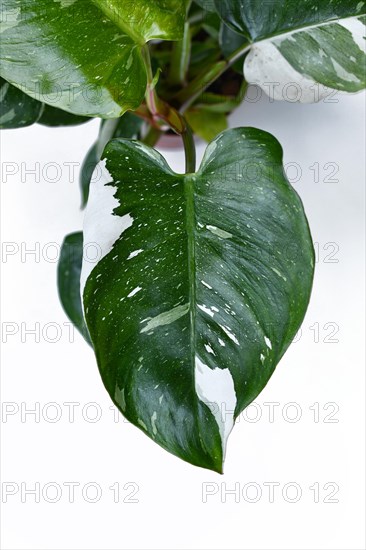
[{"xmin": 1, "ymin": 0, "xmax": 365, "ymax": 473}]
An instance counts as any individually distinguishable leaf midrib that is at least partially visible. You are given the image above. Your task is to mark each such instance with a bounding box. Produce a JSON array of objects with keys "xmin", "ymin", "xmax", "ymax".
[
  {"xmin": 184, "ymin": 174, "xmax": 196, "ymax": 371},
  {"xmin": 90, "ymin": 0, "xmax": 144, "ymax": 44}
]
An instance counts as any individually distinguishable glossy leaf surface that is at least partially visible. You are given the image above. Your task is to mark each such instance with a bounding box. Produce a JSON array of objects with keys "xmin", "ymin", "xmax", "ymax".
[
  {"xmin": 81, "ymin": 128, "xmax": 314, "ymax": 471},
  {"xmin": 215, "ymin": 1, "xmax": 366, "ymax": 102},
  {"xmin": 38, "ymin": 105, "xmax": 91, "ymax": 127},
  {"xmin": 58, "ymin": 232, "xmax": 90, "ymax": 343},
  {"xmin": 0, "ymin": 0, "xmax": 185, "ymax": 117},
  {"xmin": 0, "ymin": 77, "xmax": 43, "ymax": 129}
]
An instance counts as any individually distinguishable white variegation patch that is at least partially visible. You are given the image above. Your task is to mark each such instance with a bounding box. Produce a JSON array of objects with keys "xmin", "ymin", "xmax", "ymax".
[
  {"xmin": 195, "ymin": 357, "xmax": 237, "ymax": 459},
  {"xmin": 140, "ymin": 303, "xmax": 189, "ymax": 333},
  {"xmin": 339, "ymin": 17, "xmax": 366, "ymax": 52},
  {"xmin": 244, "ymin": 15, "xmax": 366, "ymax": 103},
  {"xmin": 245, "ymin": 42, "xmax": 333, "ymax": 104},
  {"xmin": 0, "ymin": 7, "xmax": 20, "ymax": 34},
  {"xmin": 80, "ymin": 159, "xmax": 133, "ymax": 296}
]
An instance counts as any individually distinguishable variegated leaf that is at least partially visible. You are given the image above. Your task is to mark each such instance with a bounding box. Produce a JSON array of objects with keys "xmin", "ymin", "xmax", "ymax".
[
  {"xmin": 80, "ymin": 128, "xmax": 314, "ymax": 472},
  {"xmin": 215, "ymin": 1, "xmax": 366, "ymax": 102},
  {"xmin": 0, "ymin": 0, "xmax": 186, "ymax": 117}
]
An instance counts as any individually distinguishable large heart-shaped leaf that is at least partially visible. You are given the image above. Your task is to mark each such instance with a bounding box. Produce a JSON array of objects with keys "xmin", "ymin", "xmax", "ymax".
[
  {"xmin": 0, "ymin": 77, "xmax": 43, "ymax": 129},
  {"xmin": 0, "ymin": 0, "xmax": 186, "ymax": 117},
  {"xmin": 80, "ymin": 128, "xmax": 314, "ymax": 472},
  {"xmin": 215, "ymin": 1, "xmax": 366, "ymax": 102}
]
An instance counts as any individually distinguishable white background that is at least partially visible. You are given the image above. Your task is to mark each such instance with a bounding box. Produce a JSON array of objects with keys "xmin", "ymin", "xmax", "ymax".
[{"xmin": 1, "ymin": 87, "xmax": 365, "ymax": 550}]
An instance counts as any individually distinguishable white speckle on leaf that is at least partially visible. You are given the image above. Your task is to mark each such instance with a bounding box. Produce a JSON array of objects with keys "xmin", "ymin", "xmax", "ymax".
[
  {"xmin": 195, "ymin": 356, "xmax": 237, "ymax": 458},
  {"xmin": 204, "ymin": 344, "xmax": 215, "ymax": 355},
  {"xmin": 127, "ymin": 286, "xmax": 142, "ymax": 298},
  {"xmin": 271, "ymin": 267, "xmax": 287, "ymax": 281},
  {"xmin": 219, "ymin": 324, "xmax": 239, "ymax": 346},
  {"xmin": 201, "ymin": 280, "xmax": 213, "ymax": 289},
  {"xmin": 140, "ymin": 303, "xmax": 189, "ymax": 333},
  {"xmin": 127, "ymin": 249, "xmax": 143, "ymax": 260},
  {"xmin": 206, "ymin": 225, "xmax": 233, "ymax": 239},
  {"xmin": 198, "ymin": 304, "xmax": 215, "ymax": 318},
  {"xmin": 264, "ymin": 336, "xmax": 272, "ymax": 350},
  {"xmin": 151, "ymin": 411, "xmax": 158, "ymax": 436}
]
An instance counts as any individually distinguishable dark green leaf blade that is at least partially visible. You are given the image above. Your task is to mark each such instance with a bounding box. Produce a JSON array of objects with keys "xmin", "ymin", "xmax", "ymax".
[
  {"xmin": 0, "ymin": 77, "xmax": 43, "ymax": 129},
  {"xmin": 81, "ymin": 128, "xmax": 314, "ymax": 471},
  {"xmin": 38, "ymin": 104, "xmax": 91, "ymax": 127},
  {"xmin": 214, "ymin": 1, "xmax": 366, "ymax": 101},
  {"xmin": 58, "ymin": 232, "xmax": 91, "ymax": 344}
]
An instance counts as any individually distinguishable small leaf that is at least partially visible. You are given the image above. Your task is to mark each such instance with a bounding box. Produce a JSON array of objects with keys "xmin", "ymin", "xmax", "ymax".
[
  {"xmin": 0, "ymin": 77, "xmax": 43, "ymax": 129},
  {"xmin": 186, "ymin": 108, "xmax": 228, "ymax": 141},
  {"xmin": 215, "ymin": 1, "xmax": 366, "ymax": 102},
  {"xmin": 38, "ymin": 104, "xmax": 91, "ymax": 127},
  {"xmin": 58, "ymin": 232, "xmax": 91, "ymax": 344},
  {"xmin": 81, "ymin": 128, "xmax": 314, "ymax": 472}
]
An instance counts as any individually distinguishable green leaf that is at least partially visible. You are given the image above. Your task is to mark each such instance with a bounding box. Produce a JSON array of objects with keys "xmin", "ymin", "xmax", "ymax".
[
  {"xmin": 58, "ymin": 232, "xmax": 91, "ymax": 344},
  {"xmin": 81, "ymin": 128, "xmax": 314, "ymax": 472},
  {"xmin": 215, "ymin": 1, "xmax": 366, "ymax": 101},
  {"xmin": 38, "ymin": 105, "xmax": 91, "ymax": 127},
  {"xmin": 202, "ymin": 12, "xmax": 222, "ymax": 40},
  {"xmin": 219, "ymin": 23, "xmax": 248, "ymax": 74},
  {"xmin": 80, "ymin": 113, "xmax": 143, "ymax": 208},
  {"xmin": 185, "ymin": 108, "xmax": 228, "ymax": 141},
  {"xmin": 0, "ymin": 77, "xmax": 43, "ymax": 129},
  {"xmin": 0, "ymin": 0, "xmax": 186, "ymax": 117},
  {"xmin": 92, "ymin": 0, "xmax": 187, "ymax": 42}
]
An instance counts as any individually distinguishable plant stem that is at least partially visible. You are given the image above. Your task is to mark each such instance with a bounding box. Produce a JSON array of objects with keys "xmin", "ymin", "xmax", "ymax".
[
  {"xmin": 177, "ymin": 42, "xmax": 252, "ymax": 113},
  {"xmin": 182, "ymin": 125, "xmax": 196, "ymax": 173},
  {"xmin": 168, "ymin": 21, "xmax": 191, "ymax": 87},
  {"xmin": 141, "ymin": 44, "xmax": 196, "ymax": 174}
]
